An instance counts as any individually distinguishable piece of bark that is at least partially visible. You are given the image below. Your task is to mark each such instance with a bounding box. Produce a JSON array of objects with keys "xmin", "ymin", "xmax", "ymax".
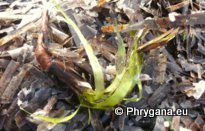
[
  {"xmin": 1, "ymin": 64, "xmax": 31, "ymax": 103},
  {"xmin": 91, "ymin": 109, "xmax": 104, "ymax": 131},
  {"xmin": 64, "ymin": 9, "xmax": 97, "ymax": 47},
  {"xmin": 51, "ymin": 26, "xmax": 70, "ymax": 44},
  {"xmin": 167, "ymin": 0, "xmax": 190, "ymax": 12},
  {"xmin": 164, "ymin": 46, "xmax": 183, "ymax": 76},
  {"xmin": 171, "ymin": 116, "xmax": 181, "ymax": 131},
  {"xmin": 0, "ymin": 60, "xmax": 20, "ymax": 95},
  {"xmin": 162, "ymin": 48, "xmax": 182, "ymax": 71},
  {"xmin": 101, "ymin": 50, "xmax": 116, "ymax": 63},
  {"xmin": 74, "ymin": 60, "xmax": 108, "ymax": 82},
  {"xmin": 124, "ymin": 12, "xmax": 205, "ymax": 31},
  {"xmin": 144, "ymin": 85, "xmax": 153, "ymax": 94},
  {"xmin": 49, "ymin": 48, "xmax": 80, "ymax": 60},
  {"xmin": 189, "ymin": 122, "xmax": 202, "ymax": 131},
  {"xmin": 15, "ymin": 111, "xmax": 27, "ymax": 129},
  {"xmin": 155, "ymin": 53, "xmax": 167, "ymax": 84},
  {"xmin": 0, "ymin": 116, "xmax": 6, "ymax": 130},
  {"xmin": 6, "ymin": 44, "xmax": 34, "ymax": 59},
  {"xmin": 6, "ymin": 98, "xmax": 18, "ymax": 116},
  {"xmin": 181, "ymin": 116, "xmax": 193, "ymax": 128},
  {"xmin": 90, "ymin": 37, "xmax": 117, "ymax": 54},
  {"xmin": 3, "ymin": 108, "xmax": 18, "ymax": 131},
  {"xmin": 0, "ymin": 59, "xmax": 10, "ymax": 69},
  {"xmin": 179, "ymin": 57, "xmax": 203, "ymax": 75},
  {"xmin": 15, "ymin": 88, "xmax": 52, "ymax": 128},
  {"xmin": 142, "ymin": 49, "xmax": 159, "ymax": 79},
  {"xmin": 118, "ymin": 107, "xmax": 126, "ymax": 130},
  {"xmin": 9, "ymin": 1, "xmax": 38, "ymax": 8},
  {"xmin": 43, "ymin": 96, "xmax": 57, "ymax": 114},
  {"xmin": 0, "ymin": 14, "xmax": 41, "ymax": 46},
  {"xmin": 140, "ymin": 6, "xmax": 159, "ymax": 16},
  {"xmin": 26, "ymin": 96, "xmax": 58, "ymax": 125},
  {"xmin": 0, "ymin": 13, "xmax": 34, "ymax": 20},
  {"xmin": 37, "ymin": 107, "xmax": 65, "ymax": 131},
  {"xmin": 49, "ymin": 61, "xmax": 90, "ymax": 93},
  {"xmin": 147, "ymin": 83, "xmax": 172, "ymax": 107},
  {"xmin": 28, "ymin": 67, "xmax": 54, "ymax": 87},
  {"xmin": 194, "ymin": 115, "xmax": 204, "ymax": 130},
  {"xmin": 143, "ymin": 49, "xmax": 166, "ymax": 83},
  {"xmin": 64, "ymin": 9, "xmax": 81, "ymax": 47},
  {"xmin": 197, "ymin": 41, "xmax": 205, "ymax": 56},
  {"xmin": 75, "ymin": 61, "xmax": 93, "ymax": 75}
]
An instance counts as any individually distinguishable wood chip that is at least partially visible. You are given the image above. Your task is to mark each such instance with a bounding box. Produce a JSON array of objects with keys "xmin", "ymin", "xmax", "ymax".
[
  {"xmin": 0, "ymin": 59, "xmax": 10, "ymax": 69},
  {"xmin": 0, "ymin": 60, "xmax": 20, "ymax": 95},
  {"xmin": 147, "ymin": 83, "xmax": 172, "ymax": 107},
  {"xmin": 1, "ymin": 64, "xmax": 32, "ymax": 103},
  {"xmin": 167, "ymin": 0, "xmax": 190, "ymax": 12},
  {"xmin": 0, "ymin": 15, "xmax": 41, "ymax": 46},
  {"xmin": 171, "ymin": 116, "xmax": 181, "ymax": 131}
]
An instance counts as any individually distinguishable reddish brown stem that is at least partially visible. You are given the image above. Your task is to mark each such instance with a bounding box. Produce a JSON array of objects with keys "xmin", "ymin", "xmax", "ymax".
[
  {"xmin": 35, "ymin": 9, "xmax": 52, "ymax": 71},
  {"xmin": 35, "ymin": 33, "xmax": 52, "ymax": 71},
  {"xmin": 35, "ymin": 9, "xmax": 85, "ymax": 94}
]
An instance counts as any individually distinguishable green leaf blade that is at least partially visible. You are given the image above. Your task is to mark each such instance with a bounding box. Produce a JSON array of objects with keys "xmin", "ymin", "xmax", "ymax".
[
  {"xmin": 20, "ymin": 106, "xmax": 80, "ymax": 123},
  {"xmin": 52, "ymin": 0, "xmax": 104, "ymax": 96}
]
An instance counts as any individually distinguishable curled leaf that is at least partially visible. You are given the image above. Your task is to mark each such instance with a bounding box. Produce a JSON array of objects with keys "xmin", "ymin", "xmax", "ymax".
[
  {"xmin": 80, "ymin": 33, "xmax": 143, "ymax": 109},
  {"xmin": 52, "ymin": 0, "xmax": 104, "ymax": 98}
]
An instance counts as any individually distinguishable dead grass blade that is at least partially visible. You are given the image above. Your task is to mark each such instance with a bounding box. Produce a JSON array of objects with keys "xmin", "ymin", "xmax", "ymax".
[
  {"xmin": 0, "ymin": 17, "xmax": 41, "ymax": 46},
  {"xmin": 167, "ymin": 0, "xmax": 190, "ymax": 12},
  {"xmin": 137, "ymin": 28, "xmax": 179, "ymax": 52}
]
